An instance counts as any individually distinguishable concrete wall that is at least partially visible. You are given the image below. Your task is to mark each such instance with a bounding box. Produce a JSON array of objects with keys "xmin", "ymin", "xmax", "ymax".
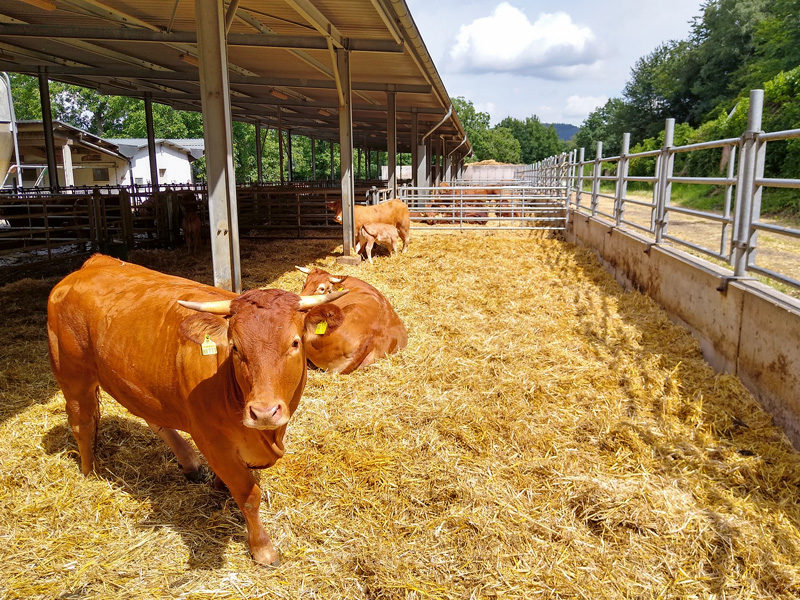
[{"xmin": 567, "ymin": 212, "xmax": 800, "ymax": 447}]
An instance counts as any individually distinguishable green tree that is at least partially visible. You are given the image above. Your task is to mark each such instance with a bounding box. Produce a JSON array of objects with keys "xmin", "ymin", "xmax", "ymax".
[
  {"xmin": 573, "ymin": 99, "xmax": 628, "ymax": 159},
  {"xmin": 498, "ymin": 116, "xmax": 562, "ymax": 163}
]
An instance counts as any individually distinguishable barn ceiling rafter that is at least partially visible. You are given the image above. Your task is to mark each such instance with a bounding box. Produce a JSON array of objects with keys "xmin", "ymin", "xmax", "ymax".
[{"xmin": 0, "ymin": 0, "xmax": 470, "ymax": 153}]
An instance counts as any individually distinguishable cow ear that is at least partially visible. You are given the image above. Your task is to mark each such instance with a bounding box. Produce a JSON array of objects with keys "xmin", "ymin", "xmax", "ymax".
[
  {"xmin": 179, "ymin": 313, "xmax": 229, "ymax": 345},
  {"xmin": 303, "ymin": 304, "xmax": 344, "ymax": 337}
]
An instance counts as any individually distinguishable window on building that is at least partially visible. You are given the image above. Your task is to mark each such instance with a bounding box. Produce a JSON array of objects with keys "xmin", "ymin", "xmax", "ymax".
[
  {"xmin": 93, "ymin": 168, "xmax": 109, "ymax": 182},
  {"xmin": 159, "ymin": 168, "xmax": 166, "ymax": 177}
]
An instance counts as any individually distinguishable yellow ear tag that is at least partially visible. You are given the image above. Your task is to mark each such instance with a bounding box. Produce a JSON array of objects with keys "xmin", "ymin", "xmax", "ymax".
[
  {"xmin": 201, "ymin": 334, "xmax": 218, "ymax": 356},
  {"xmin": 337, "ymin": 287, "xmax": 344, "ymax": 292},
  {"xmin": 314, "ymin": 321, "xmax": 328, "ymax": 335}
]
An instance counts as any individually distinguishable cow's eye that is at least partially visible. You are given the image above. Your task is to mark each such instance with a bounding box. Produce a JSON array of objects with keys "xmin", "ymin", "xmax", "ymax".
[
  {"xmin": 291, "ymin": 338, "xmax": 301, "ymax": 349},
  {"xmin": 231, "ymin": 343, "xmax": 238, "ymax": 353}
]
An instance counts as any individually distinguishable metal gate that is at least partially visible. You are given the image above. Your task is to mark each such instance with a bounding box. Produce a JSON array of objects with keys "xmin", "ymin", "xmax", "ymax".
[{"xmin": 397, "ymin": 177, "xmax": 569, "ymax": 232}]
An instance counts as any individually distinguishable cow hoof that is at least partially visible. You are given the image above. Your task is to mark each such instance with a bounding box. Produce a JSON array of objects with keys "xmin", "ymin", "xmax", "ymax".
[
  {"xmin": 183, "ymin": 465, "xmax": 208, "ymax": 484},
  {"xmin": 254, "ymin": 552, "xmax": 281, "ymax": 568}
]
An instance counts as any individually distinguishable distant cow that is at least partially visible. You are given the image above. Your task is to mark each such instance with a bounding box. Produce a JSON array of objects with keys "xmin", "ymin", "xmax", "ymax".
[
  {"xmin": 295, "ymin": 266, "xmax": 407, "ymax": 373},
  {"xmin": 327, "ymin": 198, "xmax": 410, "ymax": 252},
  {"xmin": 47, "ymin": 254, "xmax": 347, "ymax": 566},
  {"xmin": 355, "ymin": 223, "xmax": 399, "ymax": 263},
  {"xmin": 180, "ymin": 202, "xmax": 202, "ymax": 254}
]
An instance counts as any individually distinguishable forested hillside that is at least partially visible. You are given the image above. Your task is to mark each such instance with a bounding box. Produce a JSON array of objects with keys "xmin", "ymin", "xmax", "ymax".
[{"xmin": 574, "ymin": 0, "xmax": 799, "ymax": 160}]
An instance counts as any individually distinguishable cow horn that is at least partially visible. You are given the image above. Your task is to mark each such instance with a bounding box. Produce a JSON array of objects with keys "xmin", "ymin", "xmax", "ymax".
[
  {"xmin": 330, "ymin": 276, "xmax": 345, "ymax": 284},
  {"xmin": 178, "ymin": 299, "xmax": 233, "ymax": 315},
  {"xmin": 297, "ymin": 289, "xmax": 348, "ymax": 309},
  {"xmin": 295, "ymin": 265, "xmax": 310, "ymax": 274}
]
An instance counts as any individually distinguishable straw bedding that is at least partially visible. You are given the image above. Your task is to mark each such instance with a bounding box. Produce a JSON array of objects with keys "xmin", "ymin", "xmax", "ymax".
[{"xmin": 2, "ymin": 232, "xmax": 800, "ymax": 599}]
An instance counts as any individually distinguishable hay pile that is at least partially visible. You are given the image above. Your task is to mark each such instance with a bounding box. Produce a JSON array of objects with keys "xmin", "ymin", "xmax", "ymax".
[{"xmin": 2, "ymin": 232, "xmax": 800, "ymax": 599}]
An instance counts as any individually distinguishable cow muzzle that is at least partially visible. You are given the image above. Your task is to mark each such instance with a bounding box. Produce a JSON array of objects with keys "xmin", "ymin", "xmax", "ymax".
[{"xmin": 243, "ymin": 400, "xmax": 289, "ymax": 430}]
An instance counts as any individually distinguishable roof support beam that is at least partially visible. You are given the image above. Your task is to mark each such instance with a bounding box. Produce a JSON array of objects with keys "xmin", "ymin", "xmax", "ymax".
[
  {"xmin": 2, "ymin": 62, "xmax": 430, "ymax": 94},
  {"xmin": 144, "ymin": 94, "xmax": 159, "ymax": 189},
  {"xmin": 37, "ymin": 71, "xmax": 59, "ymax": 190},
  {"xmin": 196, "ymin": 0, "xmax": 241, "ymax": 292},
  {"xmin": 0, "ymin": 24, "xmax": 403, "ymax": 52},
  {"xmin": 387, "ymin": 91, "xmax": 396, "ymax": 197},
  {"xmin": 336, "ymin": 47, "xmax": 355, "ymax": 256},
  {"xmin": 283, "ymin": 0, "xmax": 344, "ymax": 48}
]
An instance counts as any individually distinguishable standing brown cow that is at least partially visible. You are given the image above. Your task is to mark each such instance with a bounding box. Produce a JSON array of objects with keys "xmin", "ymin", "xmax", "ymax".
[
  {"xmin": 47, "ymin": 254, "xmax": 347, "ymax": 566},
  {"xmin": 327, "ymin": 198, "xmax": 410, "ymax": 252},
  {"xmin": 295, "ymin": 267, "xmax": 407, "ymax": 373}
]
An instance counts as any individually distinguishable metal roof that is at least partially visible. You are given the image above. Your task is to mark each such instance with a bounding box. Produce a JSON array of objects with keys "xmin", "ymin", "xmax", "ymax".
[
  {"xmin": 104, "ymin": 138, "xmax": 205, "ymax": 159},
  {"xmin": 0, "ymin": 0, "xmax": 470, "ymax": 156}
]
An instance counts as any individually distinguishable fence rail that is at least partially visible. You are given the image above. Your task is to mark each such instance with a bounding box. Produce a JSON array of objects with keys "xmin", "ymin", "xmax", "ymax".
[
  {"xmin": 523, "ymin": 89, "xmax": 800, "ymax": 294},
  {"xmin": 397, "ymin": 183, "xmax": 568, "ymax": 231}
]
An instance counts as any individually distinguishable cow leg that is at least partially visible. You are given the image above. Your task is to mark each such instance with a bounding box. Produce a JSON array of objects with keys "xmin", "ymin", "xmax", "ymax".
[
  {"xmin": 366, "ymin": 239, "xmax": 374, "ymax": 263},
  {"xmin": 146, "ymin": 422, "xmax": 204, "ymax": 481},
  {"xmin": 398, "ymin": 227, "xmax": 410, "ymax": 252},
  {"xmin": 200, "ymin": 447, "xmax": 279, "ymax": 566},
  {"xmin": 62, "ymin": 383, "xmax": 101, "ymax": 475}
]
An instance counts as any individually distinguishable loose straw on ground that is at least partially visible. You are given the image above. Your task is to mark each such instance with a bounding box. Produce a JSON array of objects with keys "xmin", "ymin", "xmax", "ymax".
[{"xmin": 1, "ymin": 231, "xmax": 799, "ymax": 599}]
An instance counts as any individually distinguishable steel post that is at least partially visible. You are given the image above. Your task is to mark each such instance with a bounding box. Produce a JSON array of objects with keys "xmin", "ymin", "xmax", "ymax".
[
  {"xmin": 196, "ymin": 0, "xmax": 241, "ymax": 291},
  {"xmin": 654, "ymin": 119, "xmax": 675, "ymax": 243},
  {"xmin": 37, "ymin": 72, "xmax": 59, "ymax": 191},
  {"xmin": 733, "ymin": 89, "xmax": 765, "ymax": 276},
  {"xmin": 615, "ymin": 132, "xmax": 630, "ymax": 226}
]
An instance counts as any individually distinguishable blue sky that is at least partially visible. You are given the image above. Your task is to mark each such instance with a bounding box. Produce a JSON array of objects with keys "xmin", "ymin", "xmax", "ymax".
[{"xmin": 406, "ymin": 0, "xmax": 705, "ymax": 126}]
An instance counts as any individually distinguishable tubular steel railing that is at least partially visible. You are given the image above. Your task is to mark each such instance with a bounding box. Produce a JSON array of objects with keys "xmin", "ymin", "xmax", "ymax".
[
  {"xmin": 397, "ymin": 183, "xmax": 568, "ymax": 231},
  {"xmin": 523, "ymin": 89, "xmax": 800, "ymax": 293}
]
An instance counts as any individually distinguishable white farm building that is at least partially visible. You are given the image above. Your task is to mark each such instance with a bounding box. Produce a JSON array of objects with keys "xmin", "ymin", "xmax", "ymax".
[{"xmin": 105, "ymin": 138, "xmax": 205, "ymax": 186}]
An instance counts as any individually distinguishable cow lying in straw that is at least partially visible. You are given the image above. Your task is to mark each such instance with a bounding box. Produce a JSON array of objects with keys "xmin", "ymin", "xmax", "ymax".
[
  {"xmin": 296, "ymin": 266, "xmax": 407, "ymax": 373},
  {"xmin": 327, "ymin": 197, "xmax": 410, "ymax": 252},
  {"xmin": 355, "ymin": 223, "xmax": 399, "ymax": 263},
  {"xmin": 47, "ymin": 254, "xmax": 347, "ymax": 566}
]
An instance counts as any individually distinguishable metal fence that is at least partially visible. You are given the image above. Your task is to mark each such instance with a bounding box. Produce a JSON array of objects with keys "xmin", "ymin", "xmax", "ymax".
[
  {"xmin": 524, "ymin": 89, "xmax": 800, "ymax": 293},
  {"xmin": 397, "ymin": 182, "xmax": 568, "ymax": 231}
]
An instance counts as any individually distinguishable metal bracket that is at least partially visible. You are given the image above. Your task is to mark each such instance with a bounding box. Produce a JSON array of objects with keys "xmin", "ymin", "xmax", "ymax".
[
  {"xmin": 716, "ymin": 275, "xmax": 757, "ymax": 294},
  {"xmin": 644, "ymin": 242, "xmax": 660, "ymax": 255}
]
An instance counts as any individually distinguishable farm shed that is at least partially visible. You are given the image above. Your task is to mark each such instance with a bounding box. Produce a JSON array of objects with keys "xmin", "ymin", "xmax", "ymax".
[
  {"xmin": 0, "ymin": 0, "xmax": 472, "ymax": 288},
  {"xmin": 2, "ymin": 233, "xmax": 800, "ymax": 598}
]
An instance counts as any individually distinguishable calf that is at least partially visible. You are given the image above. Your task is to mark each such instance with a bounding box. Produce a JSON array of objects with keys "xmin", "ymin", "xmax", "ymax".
[
  {"xmin": 327, "ymin": 198, "xmax": 410, "ymax": 252},
  {"xmin": 355, "ymin": 223, "xmax": 399, "ymax": 263},
  {"xmin": 181, "ymin": 203, "xmax": 202, "ymax": 254}
]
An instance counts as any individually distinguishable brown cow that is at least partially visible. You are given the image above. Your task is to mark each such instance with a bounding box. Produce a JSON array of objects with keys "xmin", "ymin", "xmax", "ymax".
[
  {"xmin": 181, "ymin": 202, "xmax": 202, "ymax": 254},
  {"xmin": 47, "ymin": 254, "xmax": 348, "ymax": 566},
  {"xmin": 295, "ymin": 266, "xmax": 407, "ymax": 373},
  {"xmin": 355, "ymin": 223, "xmax": 399, "ymax": 263},
  {"xmin": 327, "ymin": 198, "xmax": 410, "ymax": 252}
]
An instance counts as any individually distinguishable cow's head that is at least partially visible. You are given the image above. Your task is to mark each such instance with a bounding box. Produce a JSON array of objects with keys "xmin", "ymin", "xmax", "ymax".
[
  {"xmin": 295, "ymin": 266, "xmax": 346, "ymax": 295},
  {"xmin": 326, "ymin": 198, "xmax": 343, "ymax": 223},
  {"xmin": 178, "ymin": 288, "xmax": 346, "ymax": 430}
]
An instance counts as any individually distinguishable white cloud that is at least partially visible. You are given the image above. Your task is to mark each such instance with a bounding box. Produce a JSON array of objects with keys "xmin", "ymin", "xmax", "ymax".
[
  {"xmin": 475, "ymin": 101, "xmax": 496, "ymax": 115},
  {"xmin": 564, "ymin": 94, "xmax": 608, "ymax": 118},
  {"xmin": 448, "ymin": 3, "xmax": 604, "ymax": 79}
]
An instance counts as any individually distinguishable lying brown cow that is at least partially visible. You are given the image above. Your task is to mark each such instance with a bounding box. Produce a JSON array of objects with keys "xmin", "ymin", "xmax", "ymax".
[
  {"xmin": 47, "ymin": 254, "xmax": 347, "ymax": 566},
  {"xmin": 327, "ymin": 197, "xmax": 410, "ymax": 252},
  {"xmin": 355, "ymin": 223, "xmax": 399, "ymax": 263},
  {"xmin": 295, "ymin": 266, "xmax": 407, "ymax": 373}
]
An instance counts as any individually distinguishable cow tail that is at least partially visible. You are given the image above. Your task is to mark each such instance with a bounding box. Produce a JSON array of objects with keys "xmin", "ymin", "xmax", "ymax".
[{"xmin": 362, "ymin": 223, "xmax": 377, "ymax": 238}]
